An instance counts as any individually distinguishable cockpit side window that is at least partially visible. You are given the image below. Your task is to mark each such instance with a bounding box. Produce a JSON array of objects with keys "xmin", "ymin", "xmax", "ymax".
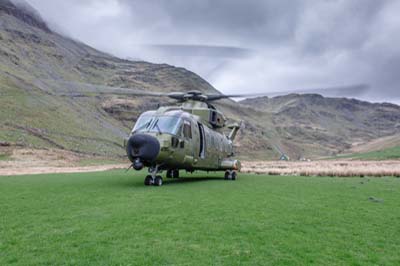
[{"xmin": 182, "ymin": 120, "xmax": 192, "ymax": 139}]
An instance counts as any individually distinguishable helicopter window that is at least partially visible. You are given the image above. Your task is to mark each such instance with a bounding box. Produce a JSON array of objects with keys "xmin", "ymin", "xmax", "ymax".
[
  {"xmin": 177, "ymin": 124, "xmax": 183, "ymax": 137},
  {"xmin": 132, "ymin": 115, "xmax": 153, "ymax": 132},
  {"xmin": 183, "ymin": 121, "xmax": 192, "ymax": 139},
  {"xmin": 152, "ymin": 116, "xmax": 181, "ymax": 135},
  {"xmin": 198, "ymin": 123, "xmax": 206, "ymax": 159},
  {"xmin": 210, "ymin": 111, "xmax": 217, "ymax": 124},
  {"xmin": 133, "ymin": 115, "xmax": 181, "ymax": 135}
]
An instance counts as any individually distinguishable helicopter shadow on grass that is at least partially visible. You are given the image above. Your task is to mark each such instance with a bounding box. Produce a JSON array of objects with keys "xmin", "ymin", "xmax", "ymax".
[
  {"xmin": 164, "ymin": 176, "xmax": 226, "ymax": 186},
  {"xmin": 105, "ymin": 173, "xmax": 225, "ymax": 189}
]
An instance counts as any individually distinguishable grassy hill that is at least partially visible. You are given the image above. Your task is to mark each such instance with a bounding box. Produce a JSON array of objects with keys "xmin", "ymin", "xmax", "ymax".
[
  {"xmin": 239, "ymin": 95, "xmax": 400, "ymax": 159},
  {"xmin": 1, "ymin": 0, "xmax": 400, "ymax": 160},
  {"xmin": 333, "ymin": 146, "xmax": 400, "ymax": 160},
  {"xmin": 352, "ymin": 146, "xmax": 400, "ymax": 160},
  {"xmin": 332, "ymin": 135, "xmax": 400, "ymax": 160},
  {"xmin": 0, "ymin": 0, "xmax": 218, "ymax": 158}
]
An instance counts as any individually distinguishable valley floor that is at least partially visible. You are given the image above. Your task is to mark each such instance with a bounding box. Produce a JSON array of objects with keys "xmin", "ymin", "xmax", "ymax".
[
  {"xmin": 0, "ymin": 150, "xmax": 400, "ymax": 177},
  {"xmin": 1, "ymin": 147, "xmax": 399, "ymax": 177},
  {"xmin": 0, "ymin": 147, "xmax": 127, "ymax": 176}
]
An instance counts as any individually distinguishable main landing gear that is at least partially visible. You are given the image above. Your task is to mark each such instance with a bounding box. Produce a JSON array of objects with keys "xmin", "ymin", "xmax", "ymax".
[
  {"xmin": 224, "ymin": 170, "xmax": 237, "ymax": 181},
  {"xmin": 144, "ymin": 165, "xmax": 163, "ymax": 186}
]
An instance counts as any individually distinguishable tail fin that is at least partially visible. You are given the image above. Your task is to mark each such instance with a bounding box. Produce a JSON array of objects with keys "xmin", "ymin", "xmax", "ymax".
[{"xmin": 228, "ymin": 121, "xmax": 242, "ymax": 141}]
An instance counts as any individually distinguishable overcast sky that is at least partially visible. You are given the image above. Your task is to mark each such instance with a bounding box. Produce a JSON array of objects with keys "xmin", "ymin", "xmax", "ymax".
[{"xmin": 26, "ymin": 0, "xmax": 400, "ymax": 102}]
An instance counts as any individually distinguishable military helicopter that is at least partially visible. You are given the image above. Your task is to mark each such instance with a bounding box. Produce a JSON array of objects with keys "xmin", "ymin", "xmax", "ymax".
[
  {"xmin": 61, "ymin": 82, "xmax": 368, "ymax": 186},
  {"xmin": 124, "ymin": 90, "xmax": 244, "ymax": 186}
]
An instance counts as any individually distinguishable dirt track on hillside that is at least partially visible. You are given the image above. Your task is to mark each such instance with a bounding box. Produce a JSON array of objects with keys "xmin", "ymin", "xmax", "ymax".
[
  {"xmin": 0, "ymin": 148, "xmax": 127, "ymax": 176},
  {"xmin": 0, "ymin": 164, "xmax": 127, "ymax": 176}
]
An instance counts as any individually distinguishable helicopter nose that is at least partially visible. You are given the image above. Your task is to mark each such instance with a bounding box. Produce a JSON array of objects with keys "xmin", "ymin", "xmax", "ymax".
[{"xmin": 126, "ymin": 134, "xmax": 160, "ymax": 167}]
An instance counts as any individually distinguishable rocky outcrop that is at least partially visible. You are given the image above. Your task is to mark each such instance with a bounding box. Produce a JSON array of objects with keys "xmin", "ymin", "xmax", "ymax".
[{"xmin": 0, "ymin": 0, "xmax": 51, "ymax": 32}]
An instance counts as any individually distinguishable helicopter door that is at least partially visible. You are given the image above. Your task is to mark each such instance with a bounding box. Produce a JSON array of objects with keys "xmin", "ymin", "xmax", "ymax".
[{"xmin": 198, "ymin": 123, "xmax": 206, "ymax": 159}]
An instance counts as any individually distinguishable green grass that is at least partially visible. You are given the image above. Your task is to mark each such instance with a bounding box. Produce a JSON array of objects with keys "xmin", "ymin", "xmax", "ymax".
[
  {"xmin": 351, "ymin": 146, "xmax": 400, "ymax": 160},
  {"xmin": 335, "ymin": 146, "xmax": 400, "ymax": 160},
  {"xmin": 1, "ymin": 171, "xmax": 400, "ymax": 265},
  {"xmin": 0, "ymin": 154, "xmax": 11, "ymax": 161}
]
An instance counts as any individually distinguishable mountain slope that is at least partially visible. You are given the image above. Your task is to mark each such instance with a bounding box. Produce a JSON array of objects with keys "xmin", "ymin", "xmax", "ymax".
[
  {"xmin": 0, "ymin": 0, "xmax": 218, "ymax": 157},
  {"xmin": 239, "ymin": 95, "xmax": 400, "ymax": 159},
  {"xmin": 0, "ymin": 0, "xmax": 399, "ymax": 160},
  {"xmin": 351, "ymin": 135, "xmax": 400, "ymax": 154}
]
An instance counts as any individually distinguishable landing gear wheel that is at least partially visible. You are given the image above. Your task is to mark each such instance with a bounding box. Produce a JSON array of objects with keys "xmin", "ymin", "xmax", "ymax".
[
  {"xmin": 154, "ymin": 176, "xmax": 163, "ymax": 186},
  {"xmin": 173, "ymin": 169, "xmax": 179, "ymax": 179},
  {"xmin": 166, "ymin": 170, "xmax": 173, "ymax": 179},
  {"xmin": 144, "ymin": 175, "xmax": 153, "ymax": 186},
  {"xmin": 224, "ymin": 171, "xmax": 230, "ymax": 180},
  {"xmin": 231, "ymin": 171, "xmax": 237, "ymax": 180},
  {"xmin": 224, "ymin": 171, "xmax": 237, "ymax": 180}
]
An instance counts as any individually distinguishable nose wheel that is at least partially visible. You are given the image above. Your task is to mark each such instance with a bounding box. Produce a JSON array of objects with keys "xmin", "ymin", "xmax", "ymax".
[
  {"xmin": 144, "ymin": 175, "xmax": 153, "ymax": 186},
  {"xmin": 144, "ymin": 165, "xmax": 164, "ymax": 186},
  {"xmin": 154, "ymin": 176, "xmax": 163, "ymax": 186},
  {"xmin": 144, "ymin": 175, "xmax": 163, "ymax": 186}
]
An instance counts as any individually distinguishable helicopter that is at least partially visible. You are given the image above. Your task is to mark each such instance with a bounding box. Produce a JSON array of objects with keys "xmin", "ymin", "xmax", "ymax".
[
  {"xmin": 124, "ymin": 90, "xmax": 244, "ymax": 186},
  {"xmin": 60, "ymin": 82, "xmax": 368, "ymax": 186}
]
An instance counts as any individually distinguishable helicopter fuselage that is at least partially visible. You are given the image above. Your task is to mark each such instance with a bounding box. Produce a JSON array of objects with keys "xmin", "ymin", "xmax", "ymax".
[{"xmin": 125, "ymin": 101, "xmax": 241, "ymax": 181}]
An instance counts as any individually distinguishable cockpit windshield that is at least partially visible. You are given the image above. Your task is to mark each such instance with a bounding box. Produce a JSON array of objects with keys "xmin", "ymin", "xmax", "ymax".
[{"xmin": 132, "ymin": 115, "xmax": 181, "ymax": 135}]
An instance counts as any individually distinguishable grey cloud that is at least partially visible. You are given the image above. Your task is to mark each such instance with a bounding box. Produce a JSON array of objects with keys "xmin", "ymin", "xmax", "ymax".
[
  {"xmin": 26, "ymin": 0, "xmax": 400, "ymax": 102},
  {"xmin": 118, "ymin": 0, "xmax": 303, "ymax": 47},
  {"xmin": 296, "ymin": 1, "xmax": 387, "ymax": 54},
  {"xmin": 142, "ymin": 45, "xmax": 253, "ymax": 58}
]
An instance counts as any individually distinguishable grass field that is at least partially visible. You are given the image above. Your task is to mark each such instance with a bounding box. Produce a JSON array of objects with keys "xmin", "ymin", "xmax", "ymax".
[
  {"xmin": 350, "ymin": 146, "xmax": 400, "ymax": 160},
  {"xmin": 1, "ymin": 171, "xmax": 399, "ymax": 265},
  {"xmin": 0, "ymin": 154, "xmax": 11, "ymax": 161},
  {"xmin": 335, "ymin": 146, "xmax": 400, "ymax": 160}
]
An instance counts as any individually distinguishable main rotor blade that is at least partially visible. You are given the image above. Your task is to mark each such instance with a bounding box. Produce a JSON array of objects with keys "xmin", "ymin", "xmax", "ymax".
[
  {"xmin": 55, "ymin": 80, "xmax": 368, "ymax": 102},
  {"xmin": 206, "ymin": 84, "xmax": 369, "ymax": 101},
  {"xmin": 56, "ymin": 81, "xmax": 184, "ymax": 98}
]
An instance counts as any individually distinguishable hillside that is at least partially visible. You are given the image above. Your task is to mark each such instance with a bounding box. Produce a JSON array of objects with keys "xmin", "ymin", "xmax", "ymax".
[
  {"xmin": 239, "ymin": 95, "xmax": 400, "ymax": 159},
  {"xmin": 334, "ymin": 135, "xmax": 400, "ymax": 160},
  {"xmin": 0, "ymin": 0, "xmax": 399, "ymax": 161},
  {"xmin": 350, "ymin": 135, "xmax": 400, "ymax": 154},
  {"xmin": 0, "ymin": 0, "xmax": 218, "ymax": 158}
]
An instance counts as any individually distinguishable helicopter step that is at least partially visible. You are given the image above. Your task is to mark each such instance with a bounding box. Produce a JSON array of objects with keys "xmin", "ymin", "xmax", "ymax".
[
  {"xmin": 166, "ymin": 169, "xmax": 180, "ymax": 179},
  {"xmin": 224, "ymin": 170, "xmax": 237, "ymax": 181}
]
